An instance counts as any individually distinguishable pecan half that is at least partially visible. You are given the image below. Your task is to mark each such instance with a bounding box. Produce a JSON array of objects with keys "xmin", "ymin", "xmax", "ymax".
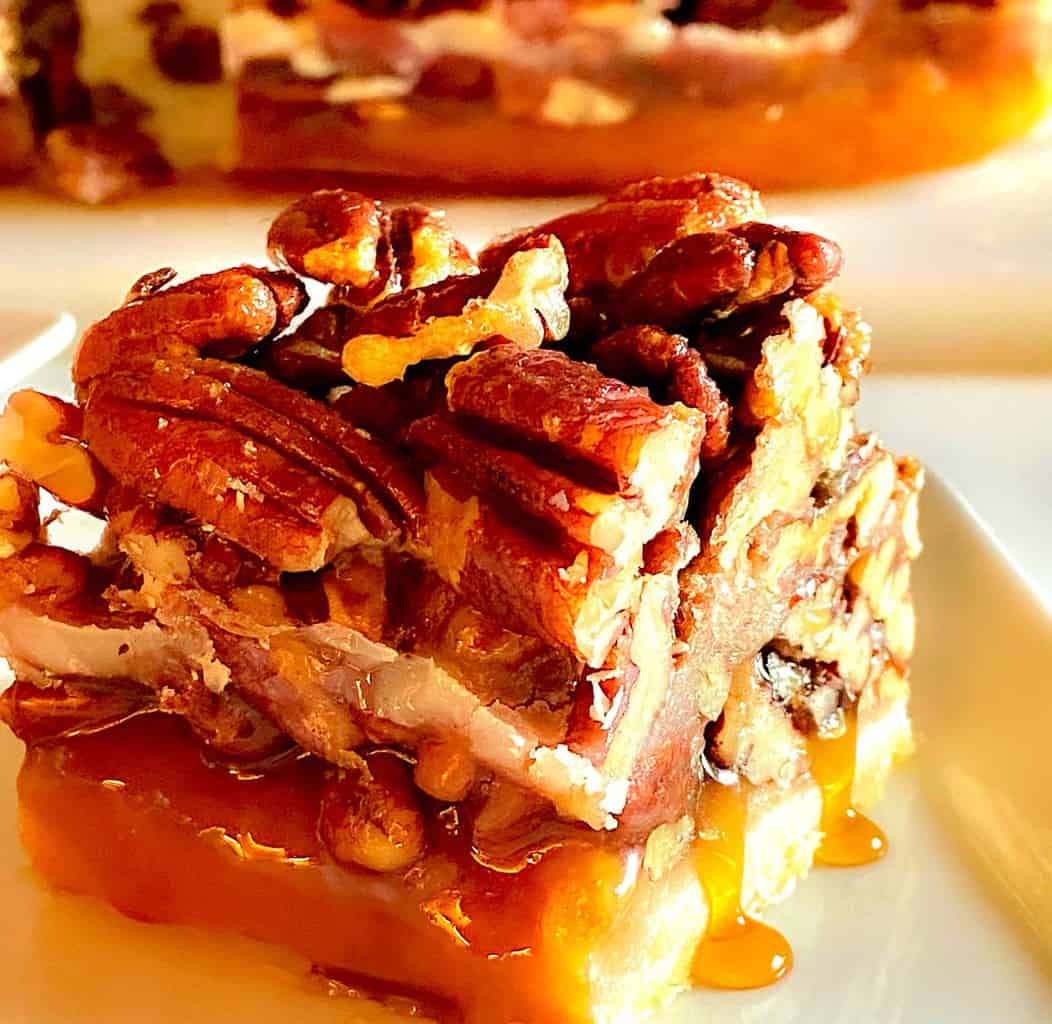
[
  {"xmin": 385, "ymin": 204, "xmax": 478, "ymax": 291},
  {"xmin": 588, "ymin": 325, "xmax": 731, "ymax": 459},
  {"xmin": 410, "ymin": 413, "xmax": 662, "ymax": 563},
  {"xmin": 612, "ymin": 223, "xmax": 843, "ymax": 330},
  {"xmin": 341, "ymin": 236, "xmax": 569, "ymax": 387},
  {"xmin": 0, "ymin": 390, "xmax": 107, "ymax": 512},
  {"xmin": 82, "ymin": 359, "xmax": 423, "ymax": 572},
  {"xmin": 268, "ymin": 190, "xmax": 477, "ymax": 309},
  {"xmin": 73, "ymin": 266, "xmax": 307, "ymax": 386},
  {"xmin": 482, "ymin": 173, "xmax": 763, "ymax": 296},
  {"xmin": 419, "ymin": 347, "xmax": 704, "ymax": 665},
  {"xmin": 268, "ymin": 190, "xmax": 389, "ymax": 290},
  {"xmin": 445, "ymin": 346, "xmax": 704, "ymax": 503}
]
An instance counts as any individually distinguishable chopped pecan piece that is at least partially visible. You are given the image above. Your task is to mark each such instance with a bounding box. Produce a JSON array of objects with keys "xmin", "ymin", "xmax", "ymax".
[
  {"xmin": 413, "ymin": 735, "xmax": 476, "ymax": 802},
  {"xmin": 642, "ymin": 522, "xmax": 701, "ymax": 576},
  {"xmin": 809, "ymin": 290, "xmax": 872, "ymax": 403},
  {"xmin": 73, "ymin": 266, "xmax": 307, "ymax": 386},
  {"xmin": 319, "ymin": 753, "xmax": 428, "ymax": 873},
  {"xmin": 0, "ymin": 390, "xmax": 107, "ymax": 512},
  {"xmin": 707, "ymin": 654, "xmax": 809, "ymax": 786},
  {"xmin": 0, "ymin": 472, "xmax": 40, "ymax": 559},
  {"xmin": 341, "ymin": 236, "xmax": 569, "ymax": 386},
  {"xmin": 0, "ymin": 543, "xmax": 90, "ymax": 613}
]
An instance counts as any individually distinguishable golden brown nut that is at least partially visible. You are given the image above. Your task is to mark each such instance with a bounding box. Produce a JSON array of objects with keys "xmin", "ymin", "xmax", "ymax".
[
  {"xmin": 267, "ymin": 189, "xmax": 388, "ymax": 289},
  {"xmin": 413, "ymin": 736, "xmax": 476, "ymax": 803},
  {"xmin": 481, "ymin": 173, "xmax": 764, "ymax": 295},
  {"xmin": 0, "ymin": 543, "xmax": 90, "ymax": 613},
  {"xmin": 81, "ymin": 359, "xmax": 424, "ymax": 571},
  {"xmin": 319, "ymin": 754, "xmax": 428, "ymax": 873},
  {"xmin": 341, "ymin": 235, "xmax": 569, "ymax": 386},
  {"xmin": 0, "ymin": 473, "xmax": 40, "ymax": 559},
  {"xmin": 73, "ymin": 266, "xmax": 306, "ymax": 386},
  {"xmin": 0, "ymin": 391, "xmax": 107, "ymax": 512},
  {"xmin": 268, "ymin": 191, "xmax": 477, "ymax": 312}
]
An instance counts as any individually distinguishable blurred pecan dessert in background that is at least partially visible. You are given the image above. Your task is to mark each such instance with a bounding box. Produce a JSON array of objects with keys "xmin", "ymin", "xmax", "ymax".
[
  {"xmin": 1, "ymin": 0, "xmax": 1049, "ymax": 196},
  {"xmin": 0, "ymin": 174, "xmax": 923, "ymax": 1023}
]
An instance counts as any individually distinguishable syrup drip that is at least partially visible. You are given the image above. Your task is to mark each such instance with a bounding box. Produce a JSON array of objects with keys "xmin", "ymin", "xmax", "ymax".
[
  {"xmin": 807, "ymin": 703, "xmax": 887, "ymax": 867},
  {"xmin": 691, "ymin": 776, "xmax": 793, "ymax": 990}
]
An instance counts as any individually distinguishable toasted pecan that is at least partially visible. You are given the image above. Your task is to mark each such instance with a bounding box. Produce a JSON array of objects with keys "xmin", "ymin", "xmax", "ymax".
[
  {"xmin": 0, "ymin": 473, "xmax": 40, "ymax": 559},
  {"xmin": 0, "ymin": 391, "xmax": 108, "ymax": 513},
  {"xmin": 81, "ymin": 360, "xmax": 423, "ymax": 572},
  {"xmin": 341, "ymin": 236, "xmax": 568, "ymax": 387},
  {"xmin": 73, "ymin": 266, "xmax": 307, "ymax": 386}
]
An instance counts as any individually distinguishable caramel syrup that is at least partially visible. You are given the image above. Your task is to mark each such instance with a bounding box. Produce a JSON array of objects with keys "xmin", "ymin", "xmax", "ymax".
[
  {"xmin": 691, "ymin": 776, "xmax": 793, "ymax": 990},
  {"xmin": 807, "ymin": 703, "xmax": 887, "ymax": 867},
  {"xmin": 311, "ymin": 965, "xmax": 462, "ymax": 1024}
]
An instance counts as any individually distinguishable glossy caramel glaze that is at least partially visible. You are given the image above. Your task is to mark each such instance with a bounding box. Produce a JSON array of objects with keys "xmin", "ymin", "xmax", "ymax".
[
  {"xmin": 808, "ymin": 704, "xmax": 887, "ymax": 867},
  {"xmin": 692, "ymin": 777, "xmax": 793, "ymax": 989},
  {"xmin": 16, "ymin": 715, "xmax": 635, "ymax": 1024}
]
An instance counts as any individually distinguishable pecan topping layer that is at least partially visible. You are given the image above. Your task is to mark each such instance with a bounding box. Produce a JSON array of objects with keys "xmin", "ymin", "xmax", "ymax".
[{"xmin": 0, "ymin": 173, "xmax": 919, "ymax": 839}]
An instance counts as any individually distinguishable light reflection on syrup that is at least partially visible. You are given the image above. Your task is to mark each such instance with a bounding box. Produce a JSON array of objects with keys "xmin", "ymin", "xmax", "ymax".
[
  {"xmin": 196, "ymin": 825, "xmax": 315, "ymax": 867},
  {"xmin": 808, "ymin": 703, "xmax": 887, "ymax": 867},
  {"xmin": 310, "ymin": 964, "xmax": 462, "ymax": 1023},
  {"xmin": 692, "ymin": 774, "xmax": 793, "ymax": 990}
]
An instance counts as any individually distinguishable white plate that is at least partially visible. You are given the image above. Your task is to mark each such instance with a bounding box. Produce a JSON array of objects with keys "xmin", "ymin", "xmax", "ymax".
[
  {"xmin": 0, "ymin": 477, "xmax": 1049, "ymax": 1023},
  {"xmin": 0, "ymin": 312, "xmax": 75, "ymax": 390}
]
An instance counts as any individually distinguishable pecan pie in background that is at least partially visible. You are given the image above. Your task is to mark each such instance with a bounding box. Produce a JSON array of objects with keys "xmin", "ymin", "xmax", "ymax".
[
  {"xmin": 2, "ymin": 0, "xmax": 1051, "ymax": 198},
  {"xmin": 0, "ymin": 173, "xmax": 923, "ymax": 1023}
]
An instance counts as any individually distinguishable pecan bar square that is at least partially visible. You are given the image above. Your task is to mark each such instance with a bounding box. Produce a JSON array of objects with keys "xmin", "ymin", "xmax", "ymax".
[{"xmin": 0, "ymin": 173, "xmax": 921, "ymax": 1024}]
